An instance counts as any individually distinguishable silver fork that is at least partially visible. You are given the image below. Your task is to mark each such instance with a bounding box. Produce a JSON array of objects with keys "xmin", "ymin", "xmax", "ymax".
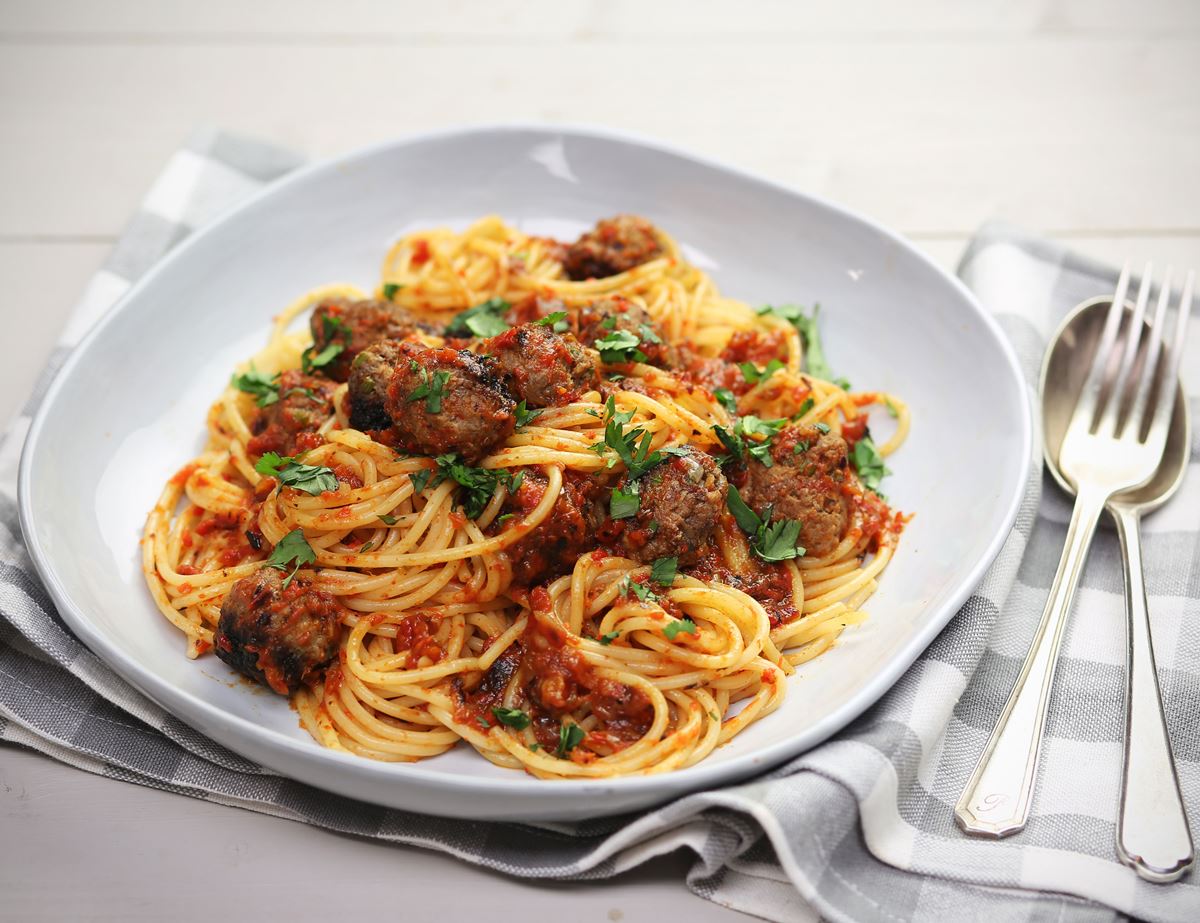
[{"xmin": 955, "ymin": 265, "xmax": 1194, "ymax": 847}]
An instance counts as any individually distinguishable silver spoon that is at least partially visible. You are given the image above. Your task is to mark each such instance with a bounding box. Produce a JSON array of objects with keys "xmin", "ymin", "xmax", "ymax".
[{"xmin": 1041, "ymin": 293, "xmax": 1193, "ymax": 883}]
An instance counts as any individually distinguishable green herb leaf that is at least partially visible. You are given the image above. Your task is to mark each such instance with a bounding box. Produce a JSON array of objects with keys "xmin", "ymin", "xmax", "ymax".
[
  {"xmin": 725, "ymin": 483, "xmax": 763, "ymax": 535},
  {"xmin": 264, "ymin": 528, "xmax": 317, "ymax": 588},
  {"xmin": 663, "ymin": 618, "xmax": 698, "ymax": 640},
  {"xmin": 408, "ymin": 366, "xmax": 453, "ymax": 413},
  {"xmin": 231, "ymin": 366, "xmax": 281, "ymax": 408},
  {"xmin": 529, "ymin": 743, "xmax": 541, "ymax": 752},
  {"xmin": 445, "ymin": 297, "xmax": 510, "ymax": 338},
  {"xmin": 476, "ymin": 715, "xmax": 491, "ymax": 730},
  {"xmin": 358, "ymin": 541, "xmax": 374, "ymax": 553},
  {"xmin": 610, "ymin": 482, "xmax": 640, "ymax": 519},
  {"xmin": 598, "ymin": 631, "xmax": 620, "ymax": 645},
  {"xmin": 851, "ymin": 435, "xmax": 891, "ymax": 497},
  {"xmin": 885, "ymin": 399, "xmax": 899, "ymax": 419},
  {"xmin": 428, "ymin": 454, "xmax": 523, "ymax": 519},
  {"xmin": 814, "ymin": 422, "xmax": 831, "ymax": 434},
  {"xmin": 594, "ymin": 328, "xmax": 649, "ymax": 364},
  {"xmin": 834, "ymin": 377, "xmax": 853, "ymax": 391},
  {"xmin": 409, "ymin": 468, "xmax": 433, "ymax": 495},
  {"xmin": 255, "ymin": 453, "xmax": 337, "ymax": 495},
  {"xmin": 758, "ymin": 304, "xmax": 834, "ymax": 381},
  {"xmin": 713, "ymin": 387, "xmax": 738, "ymax": 415},
  {"xmin": 377, "ymin": 513, "xmax": 398, "ymax": 526},
  {"xmin": 514, "ymin": 400, "xmax": 543, "ymax": 428},
  {"xmin": 739, "ymin": 358, "xmax": 784, "ymax": 386},
  {"xmin": 556, "ymin": 722, "xmax": 585, "ymax": 758},
  {"xmin": 491, "ymin": 706, "xmax": 531, "ymax": 730},
  {"xmin": 535, "ymin": 311, "xmax": 570, "ymax": 333},
  {"xmin": 725, "ymin": 485, "xmax": 806, "ymax": 563},
  {"xmin": 588, "ymin": 397, "xmax": 671, "ymax": 479},
  {"xmin": 624, "ymin": 577, "xmax": 656, "ymax": 603},
  {"xmin": 794, "ymin": 397, "xmax": 815, "ymax": 419},
  {"xmin": 301, "ymin": 341, "xmax": 344, "ymax": 374},
  {"xmin": 382, "ymin": 282, "xmax": 402, "ymax": 300},
  {"xmin": 649, "ymin": 556, "xmax": 678, "ymax": 587}
]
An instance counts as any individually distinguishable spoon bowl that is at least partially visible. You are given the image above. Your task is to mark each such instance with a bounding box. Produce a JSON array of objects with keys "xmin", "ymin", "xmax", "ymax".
[{"xmin": 1040, "ymin": 296, "xmax": 1190, "ymax": 511}]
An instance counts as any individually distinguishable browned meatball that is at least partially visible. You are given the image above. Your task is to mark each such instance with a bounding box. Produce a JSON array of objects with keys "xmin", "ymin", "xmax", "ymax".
[
  {"xmin": 347, "ymin": 339, "xmax": 404, "ymax": 431},
  {"xmin": 743, "ymin": 424, "xmax": 850, "ymax": 557},
  {"xmin": 497, "ymin": 467, "xmax": 604, "ymax": 584},
  {"xmin": 562, "ymin": 215, "xmax": 664, "ymax": 280},
  {"xmin": 575, "ymin": 297, "xmax": 677, "ymax": 369},
  {"xmin": 384, "ymin": 341, "xmax": 515, "ymax": 464},
  {"xmin": 309, "ymin": 297, "xmax": 431, "ymax": 382},
  {"xmin": 617, "ymin": 448, "xmax": 726, "ymax": 564},
  {"xmin": 214, "ymin": 568, "xmax": 344, "ymax": 696},
  {"xmin": 246, "ymin": 370, "xmax": 336, "ymax": 458},
  {"xmin": 485, "ymin": 323, "xmax": 600, "ymax": 408}
]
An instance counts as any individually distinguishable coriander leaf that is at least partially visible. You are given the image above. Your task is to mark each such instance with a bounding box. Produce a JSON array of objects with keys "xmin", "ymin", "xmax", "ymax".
[
  {"xmin": 231, "ymin": 366, "xmax": 281, "ymax": 407},
  {"xmin": 756, "ymin": 519, "xmax": 806, "ymax": 562},
  {"xmin": 377, "ymin": 513, "xmax": 398, "ymax": 526},
  {"xmin": 429, "ymin": 453, "xmax": 513, "ymax": 519},
  {"xmin": 610, "ymin": 482, "xmax": 640, "ymax": 519},
  {"xmin": 758, "ymin": 303, "xmax": 834, "ymax": 381},
  {"xmin": 650, "ymin": 556, "xmax": 678, "ymax": 587},
  {"xmin": 382, "ymin": 282, "xmax": 402, "ymax": 300},
  {"xmin": 747, "ymin": 441, "xmax": 775, "ymax": 468},
  {"xmin": 491, "ymin": 706, "xmax": 531, "ymax": 730},
  {"xmin": 254, "ymin": 451, "xmax": 293, "ymax": 478},
  {"xmin": 409, "ymin": 468, "xmax": 433, "ymax": 495},
  {"xmin": 663, "ymin": 618, "xmax": 698, "ymax": 640},
  {"xmin": 594, "ymin": 328, "xmax": 648, "ymax": 364},
  {"xmin": 445, "ymin": 297, "xmax": 510, "ymax": 338},
  {"xmin": 638, "ymin": 323, "xmax": 663, "ymax": 345},
  {"xmin": 514, "ymin": 400, "xmax": 543, "ymax": 428},
  {"xmin": 264, "ymin": 529, "xmax": 316, "ymax": 588},
  {"xmin": 255, "ymin": 453, "xmax": 337, "ymax": 495},
  {"xmin": 599, "ymin": 631, "xmax": 620, "ymax": 645},
  {"xmin": 713, "ymin": 387, "xmax": 738, "ymax": 415},
  {"xmin": 851, "ymin": 435, "xmax": 891, "ymax": 497},
  {"xmin": 738, "ymin": 415, "xmax": 786, "ymax": 438},
  {"xmin": 556, "ymin": 721, "xmax": 585, "ymax": 758},
  {"xmin": 535, "ymin": 311, "xmax": 570, "ymax": 333},
  {"xmin": 622, "ymin": 576, "xmax": 656, "ymax": 603},
  {"xmin": 408, "ymin": 366, "xmax": 453, "ymax": 413},
  {"xmin": 739, "ymin": 358, "xmax": 784, "ymax": 386}
]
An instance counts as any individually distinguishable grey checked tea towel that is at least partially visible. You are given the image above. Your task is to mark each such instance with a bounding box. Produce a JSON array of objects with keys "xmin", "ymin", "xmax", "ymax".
[{"xmin": 1, "ymin": 130, "xmax": 1198, "ymax": 923}]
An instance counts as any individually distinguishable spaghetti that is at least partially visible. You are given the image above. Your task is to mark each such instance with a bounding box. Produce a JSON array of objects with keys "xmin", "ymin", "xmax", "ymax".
[{"xmin": 143, "ymin": 215, "xmax": 908, "ymax": 778}]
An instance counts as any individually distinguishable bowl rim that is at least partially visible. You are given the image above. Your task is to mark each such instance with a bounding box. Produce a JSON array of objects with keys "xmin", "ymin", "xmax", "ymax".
[{"xmin": 17, "ymin": 121, "xmax": 1034, "ymax": 805}]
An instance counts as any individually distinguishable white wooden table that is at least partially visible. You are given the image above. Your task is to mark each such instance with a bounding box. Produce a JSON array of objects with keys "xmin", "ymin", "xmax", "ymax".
[{"xmin": 1, "ymin": 2, "xmax": 1197, "ymax": 920}]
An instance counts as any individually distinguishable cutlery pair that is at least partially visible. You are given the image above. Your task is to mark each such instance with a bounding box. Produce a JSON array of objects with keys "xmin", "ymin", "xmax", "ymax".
[{"xmin": 955, "ymin": 265, "xmax": 1195, "ymax": 883}]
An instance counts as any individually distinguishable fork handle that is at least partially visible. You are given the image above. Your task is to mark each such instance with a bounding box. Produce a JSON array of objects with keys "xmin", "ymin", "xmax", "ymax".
[
  {"xmin": 955, "ymin": 483, "xmax": 1109, "ymax": 837},
  {"xmin": 1112, "ymin": 503, "xmax": 1194, "ymax": 882}
]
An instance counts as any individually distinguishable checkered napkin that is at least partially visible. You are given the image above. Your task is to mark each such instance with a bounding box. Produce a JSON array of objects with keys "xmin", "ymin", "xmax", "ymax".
[{"xmin": 1, "ymin": 131, "xmax": 1197, "ymax": 923}]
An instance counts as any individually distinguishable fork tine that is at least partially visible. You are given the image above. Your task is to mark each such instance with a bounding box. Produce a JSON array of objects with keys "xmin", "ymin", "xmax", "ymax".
[
  {"xmin": 1124, "ymin": 266, "xmax": 1172, "ymax": 439},
  {"xmin": 1096, "ymin": 263, "xmax": 1154, "ymax": 437},
  {"xmin": 1145, "ymin": 269, "xmax": 1195, "ymax": 446},
  {"xmin": 1068, "ymin": 263, "xmax": 1131, "ymax": 437}
]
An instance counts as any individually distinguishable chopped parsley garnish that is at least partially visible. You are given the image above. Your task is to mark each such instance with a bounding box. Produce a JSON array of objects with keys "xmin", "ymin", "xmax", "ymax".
[
  {"xmin": 556, "ymin": 721, "xmax": 585, "ymax": 758},
  {"xmin": 712, "ymin": 415, "xmax": 787, "ymax": 468},
  {"xmin": 301, "ymin": 314, "xmax": 350, "ymax": 373},
  {"xmin": 409, "ymin": 468, "xmax": 433, "ymax": 495},
  {"xmin": 254, "ymin": 452, "xmax": 338, "ymax": 495},
  {"xmin": 624, "ymin": 577, "xmax": 656, "ymax": 603},
  {"xmin": 794, "ymin": 397, "xmax": 815, "ymax": 419},
  {"xmin": 885, "ymin": 399, "xmax": 899, "ymax": 419},
  {"xmin": 491, "ymin": 706, "xmax": 531, "ymax": 730},
  {"xmin": 814, "ymin": 422, "xmax": 831, "ymax": 434},
  {"xmin": 663, "ymin": 618, "xmax": 698, "ymax": 640},
  {"xmin": 281, "ymin": 386, "xmax": 320, "ymax": 401},
  {"xmin": 589, "ymin": 397, "xmax": 683, "ymax": 478},
  {"xmin": 428, "ymin": 454, "xmax": 524, "ymax": 519},
  {"xmin": 739, "ymin": 358, "xmax": 784, "ymax": 386},
  {"xmin": 610, "ymin": 481, "xmax": 640, "ymax": 519},
  {"xmin": 264, "ymin": 529, "xmax": 316, "ymax": 588},
  {"xmin": 514, "ymin": 400, "xmax": 543, "ymax": 428},
  {"xmin": 535, "ymin": 311, "xmax": 570, "ymax": 333},
  {"xmin": 650, "ymin": 556, "xmax": 678, "ymax": 587},
  {"xmin": 445, "ymin": 297, "xmax": 510, "ymax": 338},
  {"xmin": 475, "ymin": 715, "xmax": 491, "ymax": 730},
  {"xmin": 594, "ymin": 328, "xmax": 648, "ymax": 364},
  {"xmin": 852, "ymin": 435, "xmax": 891, "ymax": 497},
  {"xmin": 639, "ymin": 323, "xmax": 663, "ymax": 345},
  {"xmin": 758, "ymin": 303, "xmax": 834, "ymax": 381},
  {"xmin": 598, "ymin": 631, "xmax": 620, "ymax": 645},
  {"xmin": 382, "ymin": 282, "xmax": 402, "ymax": 300},
  {"xmin": 358, "ymin": 541, "xmax": 374, "ymax": 553},
  {"xmin": 713, "ymin": 387, "xmax": 738, "ymax": 415},
  {"xmin": 726, "ymin": 484, "xmax": 806, "ymax": 562},
  {"xmin": 834, "ymin": 377, "xmax": 853, "ymax": 392},
  {"xmin": 377, "ymin": 513, "xmax": 398, "ymax": 526},
  {"xmin": 407, "ymin": 363, "xmax": 452, "ymax": 413},
  {"xmin": 231, "ymin": 366, "xmax": 281, "ymax": 407}
]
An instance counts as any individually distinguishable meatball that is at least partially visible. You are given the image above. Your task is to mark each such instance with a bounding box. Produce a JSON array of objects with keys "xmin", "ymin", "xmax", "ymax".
[
  {"xmin": 245, "ymin": 370, "xmax": 336, "ymax": 458},
  {"xmin": 743, "ymin": 424, "xmax": 850, "ymax": 558},
  {"xmin": 497, "ymin": 467, "xmax": 604, "ymax": 584},
  {"xmin": 575, "ymin": 297, "xmax": 677, "ymax": 369},
  {"xmin": 505, "ymin": 294, "xmax": 567, "ymax": 327},
  {"xmin": 617, "ymin": 448, "xmax": 726, "ymax": 564},
  {"xmin": 309, "ymin": 296, "xmax": 431, "ymax": 382},
  {"xmin": 347, "ymin": 339, "xmax": 405, "ymax": 431},
  {"xmin": 485, "ymin": 323, "xmax": 600, "ymax": 408},
  {"xmin": 562, "ymin": 215, "xmax": 664, "ymax": 280},
  {"xmin": 384, "ymin": 341, "xmax": 515, "ymax": 464},
  {"xmin": 214, "ymin": 568, "xmax": 344, "ymax": 695}
]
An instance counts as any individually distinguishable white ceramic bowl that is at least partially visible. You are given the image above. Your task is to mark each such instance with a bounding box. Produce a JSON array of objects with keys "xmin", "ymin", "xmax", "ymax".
[{"xmin": 19, "ymin": 125, "xmax": 1032, "ymax": 821}]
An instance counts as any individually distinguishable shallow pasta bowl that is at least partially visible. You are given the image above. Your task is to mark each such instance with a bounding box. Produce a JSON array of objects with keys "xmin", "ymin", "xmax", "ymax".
[{"xmin": 18, "ymin": 125, "xmax": 1031, "ymax": 821}]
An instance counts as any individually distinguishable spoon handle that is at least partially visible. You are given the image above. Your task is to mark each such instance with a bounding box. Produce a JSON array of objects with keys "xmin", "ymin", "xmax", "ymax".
[
  {"xmin": 955, "ymin": 483, "xmax": 1108, "ymax": 837},
  {"xmin": 1111, "ymin": 503, "xmax": 1194, "ymax": 882}
]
